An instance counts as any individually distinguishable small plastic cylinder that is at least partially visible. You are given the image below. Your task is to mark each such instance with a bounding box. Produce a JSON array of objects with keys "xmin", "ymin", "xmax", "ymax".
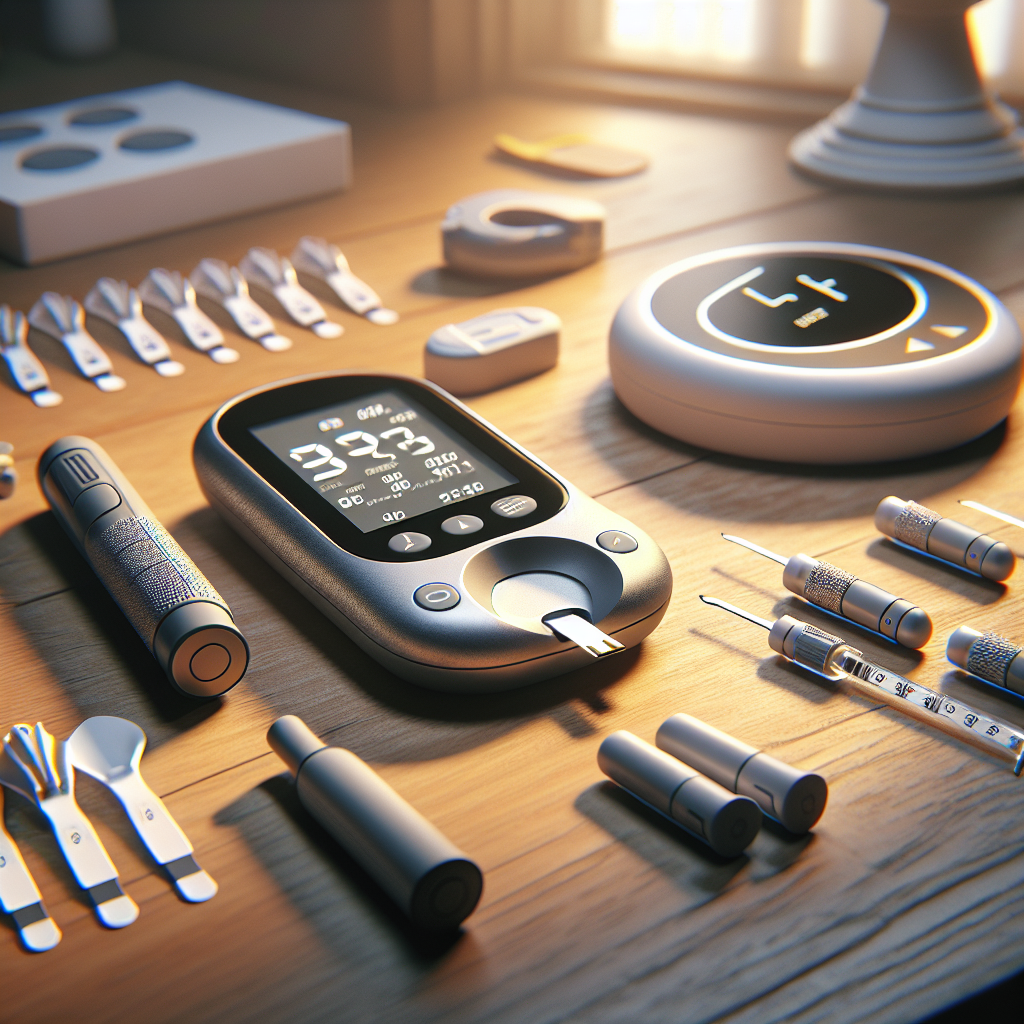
[
  {"xmin": 875, "ymin": 496, "xmax": 1016, "ymax": 582},
  {"xmin": 597, "ymin": 730, "xmax": 761, "ymax": 857},
  {"xmin": 946, "ymin": 627, "xmax": 1024, "ymax": 695},
  {"xmin": 267, "ymin": 716, "xmax": 482, "ymax": 931},
  {"xmin": 655, "ymin": 714, "xmax": 827, "ymax": 834}
]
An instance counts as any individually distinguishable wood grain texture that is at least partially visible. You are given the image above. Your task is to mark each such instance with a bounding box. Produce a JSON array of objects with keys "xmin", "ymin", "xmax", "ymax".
[{"xmin": 2, "ymin": 53, "xmax": 1023, "ymax": 1024}]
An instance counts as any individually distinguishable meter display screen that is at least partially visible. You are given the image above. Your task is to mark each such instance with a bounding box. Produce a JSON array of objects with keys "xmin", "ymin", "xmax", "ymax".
[{"xmin": 251, "ymin": 389, "xmax": 518, "ymax": 533}]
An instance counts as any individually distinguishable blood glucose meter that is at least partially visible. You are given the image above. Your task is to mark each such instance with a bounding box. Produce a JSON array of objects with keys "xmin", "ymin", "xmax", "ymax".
[
  {"xmin": 194, "ymin": 372, "xmax": 672, "ymax": 692},
  {"xmin": 610, "ymin": 242, "xmax": 1023, "ymax": 463}
]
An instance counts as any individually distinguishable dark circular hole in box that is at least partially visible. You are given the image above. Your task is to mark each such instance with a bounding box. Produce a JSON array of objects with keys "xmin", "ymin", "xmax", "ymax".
[
  {"xmin": 21, "ymin": 146, "xmax": 100, "ymax": 170},
  {"xmin": 0, "ymin": 124, "xmax": 43, "ymax": 144},
  {"xmin": 119, "ymin": 129, "xmax": 194, "ymax": 152},
  {"xmin": 70, "ymin": 107, "xmax": 138, "ymax": 126}
]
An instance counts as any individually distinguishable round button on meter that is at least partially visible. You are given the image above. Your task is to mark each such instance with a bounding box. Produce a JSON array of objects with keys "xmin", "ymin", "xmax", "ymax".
[
  {"xmin": 610, "ymin": 242, "xmax": 1023, "ymax": 463},
  {"xmin": 414, "ymin": 584, "xmax": 461, "ymax": 611}
]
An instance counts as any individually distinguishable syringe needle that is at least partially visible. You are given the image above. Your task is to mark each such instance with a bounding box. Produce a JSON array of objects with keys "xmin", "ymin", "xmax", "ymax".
[
  {"xmin": 959, "ymin": 500, "xmax": 1024, "ymax": 530},
  {"xmin": 699, "ymin": 594, "xmax": 774, "ymax": 631},
  {"xmin": 720, "ymin": 533, "xmax": 789, "ymax": 565}
]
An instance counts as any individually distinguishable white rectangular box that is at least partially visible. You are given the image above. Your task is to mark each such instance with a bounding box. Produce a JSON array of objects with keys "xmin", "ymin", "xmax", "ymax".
[{"xmin": 0, "ymin": 81, "xmax": 352, "ymax": 265}]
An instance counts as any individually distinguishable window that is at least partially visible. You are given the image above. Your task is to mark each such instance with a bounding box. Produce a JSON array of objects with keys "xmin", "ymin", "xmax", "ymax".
[{"xmin": 593, "ymin": 0, "xmax": 1024, "ymax": 97}]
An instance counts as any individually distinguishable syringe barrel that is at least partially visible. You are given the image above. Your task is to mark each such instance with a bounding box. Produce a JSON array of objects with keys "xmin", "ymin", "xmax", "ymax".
[
  {"xmin": 656, "ymin": 714, "xmax": 827, "ymax": 834},
  {"xmin": 782, "ymin": 553, "xmax": 932, "ymax": 648},
  {"xmin": 598, "ymin": 731, "xmax": 762, "ymax": 857},
  {"xmin": 875, "ymin": 496, "xmax": 1016, "ymax": 582},
  {"xmin": 947, "ymin": 626, "xmax": 1024, "ymax": 694}
]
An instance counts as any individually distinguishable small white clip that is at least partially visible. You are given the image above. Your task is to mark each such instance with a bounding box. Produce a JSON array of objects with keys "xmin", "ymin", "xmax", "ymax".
[
  {"xmin": 190, "ymin": 259, "xmax": 292, "ymax": 351},
  {"xmin": 0, "ymin": 723, "xmax": 139, "ymax": 929},
  {"xmin": 0, "ymin": 304, "xmax": 62, "ymax": 406},
  {"xmin": 85, "ymin": 278, "xmax": 185, "ymax": 377},
  {"xmin": 138, "ymin": 269, "xmax": 239, "ymax": 364},
  {"xmin": 240, "ymin": 247, "xmax": 343, "ymax": 338},
  {"xmin": 27, "ymin": 294, "xmax": 126, "ymax": 392},
  {"xmin": 291, "ymin": 236, "xmax": 398, "ymax": 325}
]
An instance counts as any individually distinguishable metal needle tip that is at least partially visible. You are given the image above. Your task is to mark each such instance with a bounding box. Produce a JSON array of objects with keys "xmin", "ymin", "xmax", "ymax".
[
  {"xmin": 699, "ymin": 594, "xmax": 774, "ymax": 631},
  {"xmin": 959, "ymin": 500, "xmax": 1024, "ymax": 530},
  {"xmin": 720, "ymin": 533, "xmax": 789, "ymax": 565}
]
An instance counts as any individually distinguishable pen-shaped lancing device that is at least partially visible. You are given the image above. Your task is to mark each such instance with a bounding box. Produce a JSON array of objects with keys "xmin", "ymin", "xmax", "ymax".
[
  {"xmin": 722, "ymin": 533, "xmax": 932, "ymax": 649},
  {"xmin": 947, "ymin": 627, "xmax": 1024, "ymax": 697},
  {"xmin": 268, "ymin": 716, "xmax": 483, "ymax": 931},
  {"xmin": 0, "ymin": 723, "xmax": 140, "ymax": 927},
  {"xmin": 39, "ymin": 436, "xmax": 249, "ymax": 698},
  {"xmin": 0, "ymin": 786, "xmax": 62, "ymax": 952},
  {"xmin": 655, "ymin": 714, "xmax": 827, "ymax": 834},
  {"xmin": 597, "ymin": 730, "xmax": 762, "ymax": 856},
  {"xmin": 875, "ymin": 496, "xmax": 1016, "ymax": 582},
  {"xmin": 700, "ymin": 595, "xmax": 1024, "ymax": 775}
]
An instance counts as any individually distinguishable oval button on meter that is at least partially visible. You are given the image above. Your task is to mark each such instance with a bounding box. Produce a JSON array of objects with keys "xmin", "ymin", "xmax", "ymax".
[{"xmin": 414, "ymin": 583, "xmax": 461, "ymax": 611}]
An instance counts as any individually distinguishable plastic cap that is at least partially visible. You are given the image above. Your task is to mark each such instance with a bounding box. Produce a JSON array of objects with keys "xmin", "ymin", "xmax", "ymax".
[
  {"xmin": 981, "ymin": 542, "xmax": 1016, "ymax": 582},
  {"xmin": 894, "ymin": 606, "xmax": 933, "ymax": 649},
  {"xmin": 268, "ymin": 715, "xmax": 326, "ymax": 776},
  {"xmin": 945, "ymin": 625, "xmax": 982, "ymax": 670}
]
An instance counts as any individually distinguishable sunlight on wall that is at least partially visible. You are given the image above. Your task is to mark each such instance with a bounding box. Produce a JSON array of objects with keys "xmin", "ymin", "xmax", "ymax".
[{"xmin": 606, "ymin": 0, "xmax": 1023, "ymax": 90}]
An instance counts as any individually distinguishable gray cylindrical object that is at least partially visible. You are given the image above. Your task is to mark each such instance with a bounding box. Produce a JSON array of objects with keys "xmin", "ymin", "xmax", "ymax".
[
  {"xmin": 267, "ymin": 715, "xmax": 483, "ymax": 931},
  {"xmin": 655, "ymin": 714, "xmax": 827, "ymax": 835},
  {"xmin": 38, "ymin": 436, "xmax": 248, "ymax": 697},
  {"xmin": 597, "ymin": 730, "xmax": 761, "ymax": 857},
  {"xmin": 782, "ymin": 551, "xmax": 932, "ymax": 649},
  {"xmin": 947, "ymin": 626, "xmax": 1024, "ymax": 696},
  {"xmin": 875, "ymin": 495, "xmax": 1016, "ymax": 582}
]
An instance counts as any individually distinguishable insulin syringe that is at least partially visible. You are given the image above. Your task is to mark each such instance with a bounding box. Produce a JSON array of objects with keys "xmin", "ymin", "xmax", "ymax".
[{"xmin": 700, "ymin": 595, "xmax": 1024, "ymax": 775}]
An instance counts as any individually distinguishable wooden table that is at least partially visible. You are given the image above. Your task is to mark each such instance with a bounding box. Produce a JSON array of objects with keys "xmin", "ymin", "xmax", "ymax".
[{"xmin": 2, "ymin": 52, "xmax": 1023, "ymax": 1024}]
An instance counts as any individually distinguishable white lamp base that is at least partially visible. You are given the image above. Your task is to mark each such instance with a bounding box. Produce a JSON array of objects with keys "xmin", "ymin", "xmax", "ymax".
[{"xmin": 789, "ymin": 0, "xmax": 1024, "ymax": 190}]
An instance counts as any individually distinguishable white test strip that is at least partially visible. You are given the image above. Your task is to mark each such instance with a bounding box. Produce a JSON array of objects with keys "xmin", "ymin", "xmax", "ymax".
[
  {"xmin": 544, "ymin": 612, "xmax": 626, "ymax": 658},
  {"xmin": 0, "ymin": 304, "xmax": 63, "ymax": 406},
  {"xmin": 0, "ymin": 786, "xmax": 61, "ymax": 952},
  {"xmin": 191, "ymin": 258, "xmax": 292, "ymax": 351},
  {"xmin": 27, "ymin": 293, "xmax": 126, "ymax": 391},
  {"xmin": 0, "ymin": 723, "xmax": 139, "ymax": 928},
  {"xmin": 240, "ymin": 247, "xmax": 343, "ymax": 338},
  {"xmin": 67, "ymin": 717, "xmax": 217, "ymax": 903}
]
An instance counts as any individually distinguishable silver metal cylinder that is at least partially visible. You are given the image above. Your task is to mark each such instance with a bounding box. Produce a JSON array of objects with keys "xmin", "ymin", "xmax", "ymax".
[
  {"xmin": 597, "ymin": 730, "xmax": 761, "ymax": 857},
  {"xmin": 875, "ymin": 495, "xmax": 1016, "ymax": 582},
  {"xmin": 268, "ymin": 716, "xmax": 483, "ymax": 931},
  {"xmin": 947, "ymin": 627, "xmax": 1024, "ymax": 695},
  {"xmin": 783, "ymin": 551, "xmax": 932, "ymax": 649},
  {"xmin": 655, "ymin": 714, "xmax": 827, "ymax": 835}
]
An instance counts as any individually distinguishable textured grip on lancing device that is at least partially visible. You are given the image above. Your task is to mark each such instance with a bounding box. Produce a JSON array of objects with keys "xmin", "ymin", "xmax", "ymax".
[{"xmin": 86, "ymin": 515, "xmax": 227, "ymax": 643}]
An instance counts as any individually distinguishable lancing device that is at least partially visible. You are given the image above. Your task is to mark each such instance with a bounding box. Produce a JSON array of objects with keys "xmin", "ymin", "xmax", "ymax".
[
  {"xmin": 875, "ymin": 496, "xmax": 1016, "ymax": 582},
  {"xmin": 947, "ymin": 627, "xmax": 1024, "ymax": 696},
  {"xmin": 38, "ymin": 436, "xmax": 249, "ymax": 697},
  {"xmin": 655, "ymin": 714, "xmax": 827, "ymax": 835},
  {"xmin": 268, "ymin": 715, "xmax": 483, "ymax": 931},
  {"xmin": 722, "ymin": 533, "xmax": 932, "ymax": 649},
  {"xmin": 597, "ymin": 730, "xmax": 762, "ymax": 857}
]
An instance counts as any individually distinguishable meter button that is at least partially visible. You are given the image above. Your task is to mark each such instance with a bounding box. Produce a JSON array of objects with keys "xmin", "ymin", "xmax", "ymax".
[
  {"xmin": 388, "ymin": 531, "xmax": 432, "ymax": 554},
  {"xmin": 414, "ymin": 583, "xmax": 461, "ymax": 611},
  {"xmin": 441, "ymin": 515, "xmax": 484, "ymax": 535},
  {"xmin": 598, "ymin": 530, "xmax": 638, "ymax": 553},
  {"xmin": 491, "ymin": 495, "xmax": 537, "ymax": 518}
]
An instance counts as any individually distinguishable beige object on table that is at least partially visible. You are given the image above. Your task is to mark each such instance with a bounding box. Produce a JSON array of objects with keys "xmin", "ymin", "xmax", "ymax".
[{"xmin": 495, "ymin": 133, "xmax": 648, "ymax": 177}]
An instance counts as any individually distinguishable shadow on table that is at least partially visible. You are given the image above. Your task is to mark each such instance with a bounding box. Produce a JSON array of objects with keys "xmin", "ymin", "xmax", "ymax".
[
  {"xmin": 576, "ymin": 781, "xmax": 751, "ymax": 895},
  {"xmin": 584, "ymin": 381, "xmax": 1007, "ymax": 524},
  {"xmin": 0, "ymin": 511, "xmax": 222, "ymax": 738},
  {"xmin": 216, "ymin": 773, "xmax": 469, "ymax": 965}
]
